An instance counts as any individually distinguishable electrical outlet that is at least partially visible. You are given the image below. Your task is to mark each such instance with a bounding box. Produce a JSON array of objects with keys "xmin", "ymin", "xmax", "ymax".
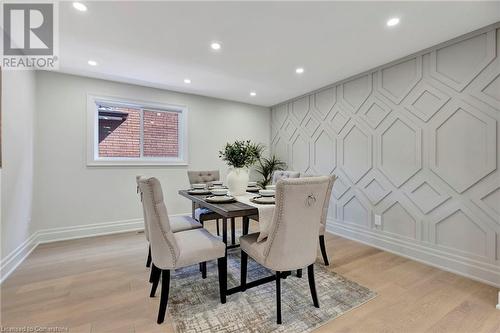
[{"xmin": 374, "ymin": 214, "xmax": 382, "ymax": 226}]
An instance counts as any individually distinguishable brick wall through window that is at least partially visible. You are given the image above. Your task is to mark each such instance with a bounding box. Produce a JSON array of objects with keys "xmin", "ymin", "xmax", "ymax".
[{"xmin": 97, "ymin": 106, "xmax": 179, "ymax": 158}]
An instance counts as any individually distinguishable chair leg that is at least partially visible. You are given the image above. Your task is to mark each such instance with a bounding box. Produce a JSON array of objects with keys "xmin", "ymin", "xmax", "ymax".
[
  {"xmin": 297, "ymin": 269, "xmax": 302, "ymax": 278},
  {"xmin": 276, "ymin": 271, "xmax": 282, "ymax": 325},
  {"xmin": 216, "ymin": 219, "xmax": 220, "ymax": 236},
  {"xmin": 241, "ymin": 250, "xmax": 248, "ymax": 291},
  {"xmin": 201, "ymin": 262, "xmax": 207, "ymax": 279},
  {"xmin": 157, "ymin": 269, "xmax": 171, "ymax": 324},
  {"xmin": 319, "ymin": 235, "xmax": 329, "ymax": 266},
  {"xmin": 146, "ymin": 245, "xmax": 152, "ymax": 268},
  {"xmin": 307, "ymin": 264, "xmax": 320, "ymax": 308},
  {"xmin": 150, "ymin": 264, "xmax": 161, "ymax": 297},
  {"xmin": 217, "ymin": 257, "xmax": 227, "ymax": 304}
]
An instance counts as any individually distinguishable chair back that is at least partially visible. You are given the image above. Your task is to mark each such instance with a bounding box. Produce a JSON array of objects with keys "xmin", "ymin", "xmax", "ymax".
[
  {"xmin": 187, "ymin": 170, "xmax": 220, "ymax": 185},
  {"xmin": 301, "ymin": 174, "xmax": 337, "ymax": 229},
  {"xmin": 136, "ymin": 176, "xmax": 149, "ymax": 241},
  {"xmin": 272, "ymin": 170, "xmax": 300, "ymax": 184},
  {"xmin": 263, "ymin": 176, "xmax": 331, "ymax": 271},
  {"xmin": 138, "ymin": 177, "xmax": 179, "ymax": 269}
]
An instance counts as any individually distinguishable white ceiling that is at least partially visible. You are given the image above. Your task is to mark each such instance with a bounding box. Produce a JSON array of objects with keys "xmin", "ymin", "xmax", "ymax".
[{"xmin": 59, "ymin": 1, "xmax": 500, "ymax": 107}]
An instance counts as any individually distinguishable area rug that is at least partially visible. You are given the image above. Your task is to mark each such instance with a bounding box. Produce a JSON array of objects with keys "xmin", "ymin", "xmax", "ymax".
[{"xmin": 167, "ymin": 249, "xmax": 376, "ymax": 333}]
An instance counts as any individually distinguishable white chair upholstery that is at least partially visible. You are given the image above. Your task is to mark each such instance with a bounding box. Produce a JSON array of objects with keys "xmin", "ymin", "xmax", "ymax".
[
  {"xmin": 272, "ymin": 170, "xmax": 300, "ymax": 184},
  {"xmin": 138, "ymin": 177, "xmax": 227, "ymax": 324},
  {"xmin": 136, "ymin": 176, "xmax": 202, "ymax": 269},
  {"xmin": 301, "ymin": 174, "xmax": 336, "ymax": 265},
  {"xmin": 239, "ymin": 176, "xmax": 331, "ymax": 324},
  {"xmin": 187, "ymin": 170, "xmax": 226, "ymax": 239}
]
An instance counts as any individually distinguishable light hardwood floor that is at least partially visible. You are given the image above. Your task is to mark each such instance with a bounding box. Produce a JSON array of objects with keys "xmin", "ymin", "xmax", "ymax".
[{"xmin": 1, "ymin": 221, "xmax": 499, "ymax": 333}]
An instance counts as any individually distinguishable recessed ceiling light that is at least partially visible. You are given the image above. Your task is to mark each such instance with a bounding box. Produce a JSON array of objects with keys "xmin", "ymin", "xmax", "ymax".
[
  {"xmin": 295, "ymin": 67, "xmax": 304, "ymax": 74},
  {"xmin": 184, "ymin": 78, "xmax": 191, "ymax": 84},
  {"xmin": 386, "ymin": 17, "xmax": 400, "ymax": 27},
  {"xmin": 210, "ymin": 42, "xmax": 221, "ymax": 50},
  {"xmin": 250, "ymin": 91, "xmax": 257, "ymax": 97},
  {"xmin": 73, "ymin": 2, "xmax": 87, "ymax": 11},
  {"xmin": 88, "ymin": 60, "xmax": 97, "ymax": 66}
]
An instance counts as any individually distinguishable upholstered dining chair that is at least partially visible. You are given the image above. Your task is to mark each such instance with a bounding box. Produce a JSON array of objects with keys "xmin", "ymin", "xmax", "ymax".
[
  {"xmin": 300, "ymin": 174, "xmax": 336, "ymax": 266},
  {"xmin": 187, "ymin": 170, "xmax": 223, "ymax": 236},
  {"xmin": 272, "ymin": 170, "xmax": 300, "ymax": 184},
  {"xmin": 239, "ymin": 176, "xmax": 331, "ymax": 324},
  {"xmin": 136, "ymin": 176, "xmax": 203, "ymax": 269},
  {"xmin": 138, "ymin": 177, "xmax": 227, "ymax": 324}
]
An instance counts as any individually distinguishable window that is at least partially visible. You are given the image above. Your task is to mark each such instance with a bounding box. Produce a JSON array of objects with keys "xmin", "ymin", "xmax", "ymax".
[{"xmin": 87, "ymin": 95, "xmax": 188, "ymax": 166}]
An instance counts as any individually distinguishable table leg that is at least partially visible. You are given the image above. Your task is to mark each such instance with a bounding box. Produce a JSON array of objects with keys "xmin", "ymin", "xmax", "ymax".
[
  {"xmin": 231, "ymin": 218, "xmax": 236, "ymax": 245},
  {"xmin": 222, "ymin": 218, "xmax": 228, "ymax": 247},
  {"xmin": 191, "ymin": 202, "xmax": 195, "ymax": 219},
  {"xmin": 243, "ymin": 216, "xmax": 249, "ymax": 236}
]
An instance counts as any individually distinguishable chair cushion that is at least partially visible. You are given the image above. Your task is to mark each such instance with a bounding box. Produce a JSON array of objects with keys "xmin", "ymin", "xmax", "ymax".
[
  {"xmin": 195, "ymin": 208, "xmax": 220, "ymax": 222},
  {"xmin": 174, "ymin": 228, "xmax": 226, "ymax": 268},
  {"xmin": 170, "ymin": 215, "xmax": 202, "ymax": 233},
  {"xmin": 240, "ymin": 233, "xmax": 267, "ymax": 267}
]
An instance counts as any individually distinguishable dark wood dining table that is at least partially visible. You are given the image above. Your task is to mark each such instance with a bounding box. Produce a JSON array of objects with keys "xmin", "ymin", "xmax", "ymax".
[{"xmin": 178, "ymin": 190, "xmax": 290, "ymax": 302}]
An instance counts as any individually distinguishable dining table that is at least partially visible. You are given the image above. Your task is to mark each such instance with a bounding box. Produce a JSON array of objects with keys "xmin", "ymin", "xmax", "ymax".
[{"xmin": 178, "ymin": 189, "xmax": 282, "ymax": 299}]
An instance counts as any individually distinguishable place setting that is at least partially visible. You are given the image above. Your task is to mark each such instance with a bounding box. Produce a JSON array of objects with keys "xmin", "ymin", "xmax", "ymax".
[
  {"xmin": 187, "ymin": 183, "xmax": 212, "ymax": 195},
  {"xmin": 246, "ymin": 181, "xmax": 261, "ymax": 193},
  {"xmin": 250, "ymin": 184, "xmax": 276, "ymax": 205},
  {"xmin": 204, "ymin": 187, "xmax": 237, "ymax": 203}
]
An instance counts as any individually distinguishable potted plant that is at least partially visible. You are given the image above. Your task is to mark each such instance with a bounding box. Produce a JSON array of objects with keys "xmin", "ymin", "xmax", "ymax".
[
  {"xmin": 256, "ymin": 155, "xmax": 287, "ymax": 188},
  {"xmin": 219, "ymin": 140, "xmax": 263, "ymax": 195}
]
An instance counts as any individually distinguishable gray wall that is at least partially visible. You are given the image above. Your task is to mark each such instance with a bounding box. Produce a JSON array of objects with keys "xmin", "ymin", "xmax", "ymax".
[{"xmin": 271, "ymin": 24, "xmax": 500, "ymax": 286}]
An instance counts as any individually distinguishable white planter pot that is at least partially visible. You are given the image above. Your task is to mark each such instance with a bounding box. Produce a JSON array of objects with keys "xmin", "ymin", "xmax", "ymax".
[{"xmin": 226, "ymin": 168, "xmax": 249, "ymax": 196}]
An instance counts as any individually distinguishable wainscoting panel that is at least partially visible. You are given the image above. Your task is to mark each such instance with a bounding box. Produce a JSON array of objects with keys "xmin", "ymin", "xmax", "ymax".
[{"xmin": 271, "ymin": 24, "xmax": 500, "ymax": 286}]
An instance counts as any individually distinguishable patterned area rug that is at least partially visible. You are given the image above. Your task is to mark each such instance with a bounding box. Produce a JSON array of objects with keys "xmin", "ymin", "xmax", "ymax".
[{"xmin": 167, "ymin": 249, "xmax": 376, "ymax": 333}]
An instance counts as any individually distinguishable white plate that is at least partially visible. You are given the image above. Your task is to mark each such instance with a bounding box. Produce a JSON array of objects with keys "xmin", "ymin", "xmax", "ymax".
[
  {"xmin": 192, "ymin": 183, "xmax": 207, "ymax": 189},
  {"xmin": 250, "ymin": 196, "xmax": 276, "ymax": 205},
  {"xmin": 187, "ymin": 189, "xmax": 211, "ymax": 195},
  {"xmin": 259, "ymin": 189, "xmax": 276, "ymax": 197},
  {"xmin": 205, "ymin": 195, "xmax": 236, "ymax": 203}
]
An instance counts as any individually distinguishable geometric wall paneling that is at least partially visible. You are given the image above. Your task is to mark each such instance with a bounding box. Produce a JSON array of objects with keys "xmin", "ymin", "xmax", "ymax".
[
  {"xmin": 470, "ymin": 180, "xmax": 500, "ymax": 225},
  {"xmin": 314, "ymin": 86, "xmax": 336, "ymax": 120},
  {"xmin": 302, "ymin": 113, "xmax": 321, "ymax": 137},
  {"xmin": 329, "ymin": 105, "xmax": 351, "ymax": 134},
  {"xmin": 283, "ymin": 117, "xmax": 298, "ymax": 140},
  {"xmin": 403, "ymin": 81, "xmax": 451, "ymax": 122},
  {"xmin": 378, "ymin": 57, "xmax": 423, "ymax": 104},
  {"xmin": 429, "ymin": 101, "xmax": 497, "ymax": 193},
  {"xmin": 429, "ymin": 201, "xmax": 496, "ymax": 260},
  {"xmin": 468, "ymin": 58, "xmax": 500, "ymax": 111},
  {"xmin": 312, "ymin": 128, "xmax": 336, "ymax": 175},
  {"xmin": 360, "ymin": 170, "xmax": 392, "ymax": 205},
  {"xmin": 339, "ymin": 122, "xmax": 373, "ymax": 184},
  {"xmin": 340, "ymin": 74, "xmax": 373, "ymax": 113},
  {"xmin": 430, "ymin": 30, "xmax": 496, "ymax": 92},
  {"xmin": 379, "ymin": 200, "xmax": 420, "ymax": 240},
  {"xmin": 340, "ymin": 191, "xmax": 371, "ymax": 228},
  {"xmin": 378, "ymin": 115, "xmax": 422, "ymax": 187},
  {"xmin": 331, "ymin": 172, "xmax": 351, "ymax": 200},
  {"xmin": 404, "ymin": 174, "xmax": 451, "ymax": 214},
  {"xmin": 290, "ymin": 133, "xmax": 311, "ymax": 174},
  {"xmin": 358, "ymin": 95, "xmax": 392, "ymax": 129},
  {"xmin": 270, "ymin": 24, "xmax": 500, "ymax": 286},
  {"xmin": 272, "ymin": 135, "xmax": 289, "ymax": 165},
  {"xmin": 272, "ymin": 103, "xmax": 289, "ymax": 130},
  {"xmin": 292, "ymin": 95, "xmax": 311, "ymax": 124}
]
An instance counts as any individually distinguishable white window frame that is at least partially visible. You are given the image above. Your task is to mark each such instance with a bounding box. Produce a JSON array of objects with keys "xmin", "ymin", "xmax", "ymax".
[{"xmin": 86, "ymin": 94, "xmax": 188, "ymax": 166}]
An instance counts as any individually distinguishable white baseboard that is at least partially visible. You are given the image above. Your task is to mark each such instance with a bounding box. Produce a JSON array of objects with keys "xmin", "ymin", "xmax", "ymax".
[
  {"xmin": 326, "ymin": 219, "xmax": 500, "ymax": 288},
  {"xmin": 0, "ymin": 218, "xmax": 144, "ymax": 284}
]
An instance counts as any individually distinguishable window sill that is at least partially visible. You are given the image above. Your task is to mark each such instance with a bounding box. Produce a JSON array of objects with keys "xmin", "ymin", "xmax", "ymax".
[{"xmin": 86, "ymin": 160, "xmax": 188, "ymax": 167}]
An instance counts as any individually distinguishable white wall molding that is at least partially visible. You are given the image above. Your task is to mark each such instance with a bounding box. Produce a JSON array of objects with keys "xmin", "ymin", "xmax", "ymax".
[
  {"xmin": 326, "ymin": 220, "xmax": 500, "ymax": 288},
  {"xmin": 0, "ymin": 218, "xmax": 144, "ymax": 284},
  {"xmin": 273, "ymin": 24, "xmax": 500, "ymax": 288}
]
